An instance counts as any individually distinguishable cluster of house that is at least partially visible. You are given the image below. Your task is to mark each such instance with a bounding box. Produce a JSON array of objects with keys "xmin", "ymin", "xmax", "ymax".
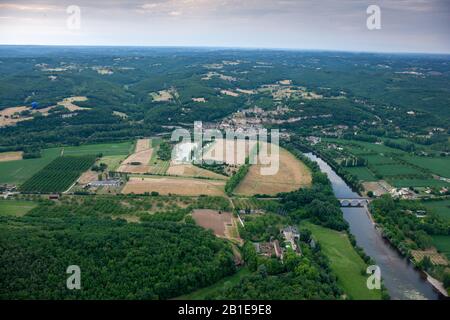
[
  {"xmin": 305, "ymin": 136, "xmax": 321, "ymax": 145},
  {"xmin": 0, "ymin": 184, "xmax": 18, "ymax": 199},
  {"xmin": 238, "ymin": 208, "xmax": 265, "ymax": 215},
  {"xmin": 217, "ymin": 105, "xmax": 334, "ymax": 133},
  {"xmin": 86, "ymin": 179, "xmax": 122, "ymax": 188},
  {"xmin": 253, "ymin": 226, "xmax": 315, "ymax": 261},
  {"xmin": 390, "ymin": 187, "xmax": 417, "ymax": 199}
]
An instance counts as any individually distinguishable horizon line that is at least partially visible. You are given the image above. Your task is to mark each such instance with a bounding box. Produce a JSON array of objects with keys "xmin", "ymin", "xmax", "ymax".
[{"xmin": 0, "ymin": 43, "xmax": 449, "ymax": 56}]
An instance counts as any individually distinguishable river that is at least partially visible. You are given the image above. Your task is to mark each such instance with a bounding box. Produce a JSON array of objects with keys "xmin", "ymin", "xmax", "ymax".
[{"xmin": 304, "ymin": 153, "xmax": 440, "ymax": 300}]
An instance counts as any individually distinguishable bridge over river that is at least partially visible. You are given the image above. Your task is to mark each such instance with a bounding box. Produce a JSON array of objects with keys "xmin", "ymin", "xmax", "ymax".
[{"xmin": 337, "ymin": 197, "xmax": 370, "ymax": 208}]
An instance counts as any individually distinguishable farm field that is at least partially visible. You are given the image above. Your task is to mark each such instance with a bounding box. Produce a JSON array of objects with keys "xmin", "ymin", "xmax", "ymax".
[
  {"xmin": 232, "ymin": 197, "xmax": 280, "ymax": 212},
  {"xmin": 167, "ymin": 163, "xmax": 228, "ymax": 180},
  {"xmin": 0, "ymin": 142, "xmax": 133, "ymax": 185},
  {"xmin": 388, "ymin": 179, "xmax": 449, "ymax": 188},
  {"xmin": 0, "ymin": 151, "xmax": 23, "ymax": 162},
  {"xmin": 147, "ymin": 160, "xmax": 170, "ymax": 175},
  {"xmin": 122, "ymin": 176, "xmax": 226, "ymax": 196},
  {"xmin": 203, "ymin": 138, "xmax": 256, "ymax": 166},
  {"xmin": 98, "ymin": 155, "xmax": 127, "ymax": 171},
  {"xmin": 400, "ymin": 155, "xmax": 450, "ymax": 178},
  {"xmin": 61, "ymin": 141, "xmax": 134, "ymax": 157},
  {"xmin": 117, "ymin": 138, "xmax": 153, "ymax": 173},
  {"xmin": 345, "ymin": 167, "xmax": 377, "ymax": 182},
  {"xmin": 422, "ymin": 199, "xmax": 450, "ymax": 221},
  {"xmin": 0, "ymin": 148, "xmax": 61, "ymax": 185},
  {"xmin": 432, "ymin": 235, "xmax": 450, "ymax": 260},
  {"xmin": 234, "ymin": 147, "xmax": 311, "ymax": 196},
  {"xmin": 363, "ymin": 154, "xmax": 397, "ymax": 165},
  {"xmin": 301, "ymin": 221, "xmax": 382, "ymax": 300},
  {"xmin": 373, "ymin": 164, "xmax": 422, "ymax": 177},
  {"xmin": 20, "ymin": 156, "xmax": 97, "ymax": 193},
  {"xmin": 191, "ymin": 209, "xmax": 241, "ymax": 243},
  {"xmin": 175, "ymin": 267, "xmax": 251, "ymax": 300},
  {"xmin": 324, "ymin": 138, "xmax": 405, "ymax": 155},
  {"xmin": 0, "ymin": 200, "xmax": 37, "ymax": 217},
  {"xmin": 321, "ymin": 138, "xmax": 450, "ymax": 189}
]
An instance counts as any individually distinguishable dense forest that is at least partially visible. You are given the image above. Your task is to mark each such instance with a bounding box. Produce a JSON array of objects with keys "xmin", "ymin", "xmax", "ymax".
[{"xmin": 0, "ymin": 203, "xmax": 236, "ymax": 299}]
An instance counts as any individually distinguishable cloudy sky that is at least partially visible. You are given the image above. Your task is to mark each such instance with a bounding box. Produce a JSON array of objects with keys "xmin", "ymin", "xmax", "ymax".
[{"xmin": 0, "ymin": 0, "xmax": 449, "ymax": 53}]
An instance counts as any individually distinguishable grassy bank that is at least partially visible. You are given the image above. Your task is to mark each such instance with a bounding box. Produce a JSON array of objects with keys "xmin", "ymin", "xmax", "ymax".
[{"xmin": 302, "ymin": 221, "xmax": 382, "ymax": 300}]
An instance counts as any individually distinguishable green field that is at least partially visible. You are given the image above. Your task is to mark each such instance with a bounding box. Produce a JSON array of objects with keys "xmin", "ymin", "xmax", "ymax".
[
  {"xmin": 99, "ymin": 155, "xmax": 127, "ymax": 171},
  {"xmin": 388, "ymin": 179, "xmax": 449, "ymax": 188},
  {"xmin": 422, "ymin": 199, "xmax": 450, "ymax": 221},
  {"xmin": 324, "ymin": 138, "xmax": 405, "ymax": 155},
  {"xmin": 232, "ymin": 197, "xmax": 280, "ymax": 212},
  {"xmin": 322, "ymin": 138, "xmax": 449, "ymax": 189},
  {"xmin": 61, "ymin": 141, "xmax": 134, "ymax": 157},
  {"xmin": 0, "ymin": 142, "xmax": 132, "ymax": 185},
  {"xmin": 175, "ymin": 267, "xmax": 251, "ymax": 300},
  {"xmin": 0, "ymin": 200, "xmax": 37, "ymax": 217},
  {"xmin": 432, "ymin": 235, "xmax": 450, "ymax": 260},
  {"xmin": 363, "ymin": 154, "xmax": 397, "ymax": 165},
  {"xmin": 301, "ymin": 222, "xmax": 381, "ymax": 300},
  {"xmin": 20, "ymin": 156, "xmax": 97, "ymax": 193},
  {"xmin": 374, "ymin": 164, "xmax": 422, "ymax": 176},
  {"xmin": 0, "ymin": 148, "xmax": 61, "ymax": 185},
  {"xmin": 401, "ymin": 155, "xmax": 450, "ymax": 178},
  {"xmin": 345, "ymin": 167, "xmax": 377, "ymax": 181}
]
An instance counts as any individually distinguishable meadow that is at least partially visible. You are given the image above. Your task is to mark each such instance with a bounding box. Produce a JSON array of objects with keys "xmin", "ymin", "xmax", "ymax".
[
  {"xmin": 422, "ymin": 199, "xmax": 450, "ymax": 221},
  {"xmin": 345, "ymin": 167, "xmax": 377, "ymax": 182},
  {"xmin": 301, "ymin": 222, "xmax": 381, "ymax": 300},
  {"xmin": 0, "ymin": 200, "xmax": 37, "ymax": 216},
  {"xmin": 61, "ymin": 141, "xmax": 134, "ymax": 157},
  {"xmin": 175, "ymin": 267, "xmax": 251, "ymax": 300},
  {"xmin": 389, "ymin": 179, "xmax": 449, "ymax": 188},
  {"xmin": 432, "ymin": 235, "xmax": 450, "ymax": 260},
  {"xmin": 400, "ymin": 155, "xmax": 450, "ymax": 178}
]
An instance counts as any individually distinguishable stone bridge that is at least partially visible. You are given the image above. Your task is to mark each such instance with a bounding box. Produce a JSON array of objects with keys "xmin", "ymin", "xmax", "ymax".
[{"xmin": 337, "ymin": 198, "xmax": 370, "ymax": 208}]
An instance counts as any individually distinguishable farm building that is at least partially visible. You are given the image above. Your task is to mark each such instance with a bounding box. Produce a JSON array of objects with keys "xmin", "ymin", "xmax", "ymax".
[
  {"xmin": 253, "ymin": 240, "xmax": 283, "ymax": 260},
  {"xmin": 281, "ymin": 226, "xmax": 301, "ymax": 253},
  {"xmin": 88, "ymin": 179, "xmax": 122, "ymax": 187}
]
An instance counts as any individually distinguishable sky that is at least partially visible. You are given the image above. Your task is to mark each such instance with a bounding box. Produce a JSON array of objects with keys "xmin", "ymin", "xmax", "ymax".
[{"xmin": 0, "ymin": 0, "xmax": 449, "ymax": 53}]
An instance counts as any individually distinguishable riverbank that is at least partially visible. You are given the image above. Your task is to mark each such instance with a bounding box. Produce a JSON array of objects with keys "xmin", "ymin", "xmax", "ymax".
[
  {"xmin": 425, "ymin": 272, "xmax": 449, "ymax": 298},
  {"xmin": 304, "ymin": 152, "xmax": 440, "ymax": 300}
]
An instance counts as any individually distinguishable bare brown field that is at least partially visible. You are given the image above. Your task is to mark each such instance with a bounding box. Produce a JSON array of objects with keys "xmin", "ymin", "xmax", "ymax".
[
  {"xmin": 362, "ymin": 181, "xmax": 392, "ymax": 197},
  {"xmin": 122, "ymin": 176, "xmax": 226, "ymax": 196},
  {"xmin": 220, "ymin": 89, "xmax": 239, "ymax": 97},
  {"xmin": 203, "ymin": 139, "xmax": 256, "ymax": 166},
  {"xmin": 167, "ymin": 163, "xmax": 228, "ymax": 180},
  {"xmin": 192, "ymin": 209, "xmax": 242, "ymax": 243},
  {"xmin": 192, "ymin": 97, "xmax": 206, "ymax": 103},
  {"xmin": 0, "ymin": 151, "xmax": 23, "ymax": 162},
  {"xmin": 117, "ymin": 139, "xmax": 153, "ymax": 173},
  {"xmin": 0, "ymin": 106, "xmax": 32, "ymax": 127},
  {"xmin": 150, "ymin": 88, "xmax": 178, "ymax": 102},
  {"xmin": 77, "ymin": 170, "xmax": 99, "ymax": 185},
  {"xmin": 235, "ymin": 146, "xmax": 312, "ymax": 196},
  {"xmin": 57, "ymin": 96, "xmax": 89, "ymax": 111},
  {"xmin": 0, "ymin": 96, "xmax": 89, "ymax": 127}
]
